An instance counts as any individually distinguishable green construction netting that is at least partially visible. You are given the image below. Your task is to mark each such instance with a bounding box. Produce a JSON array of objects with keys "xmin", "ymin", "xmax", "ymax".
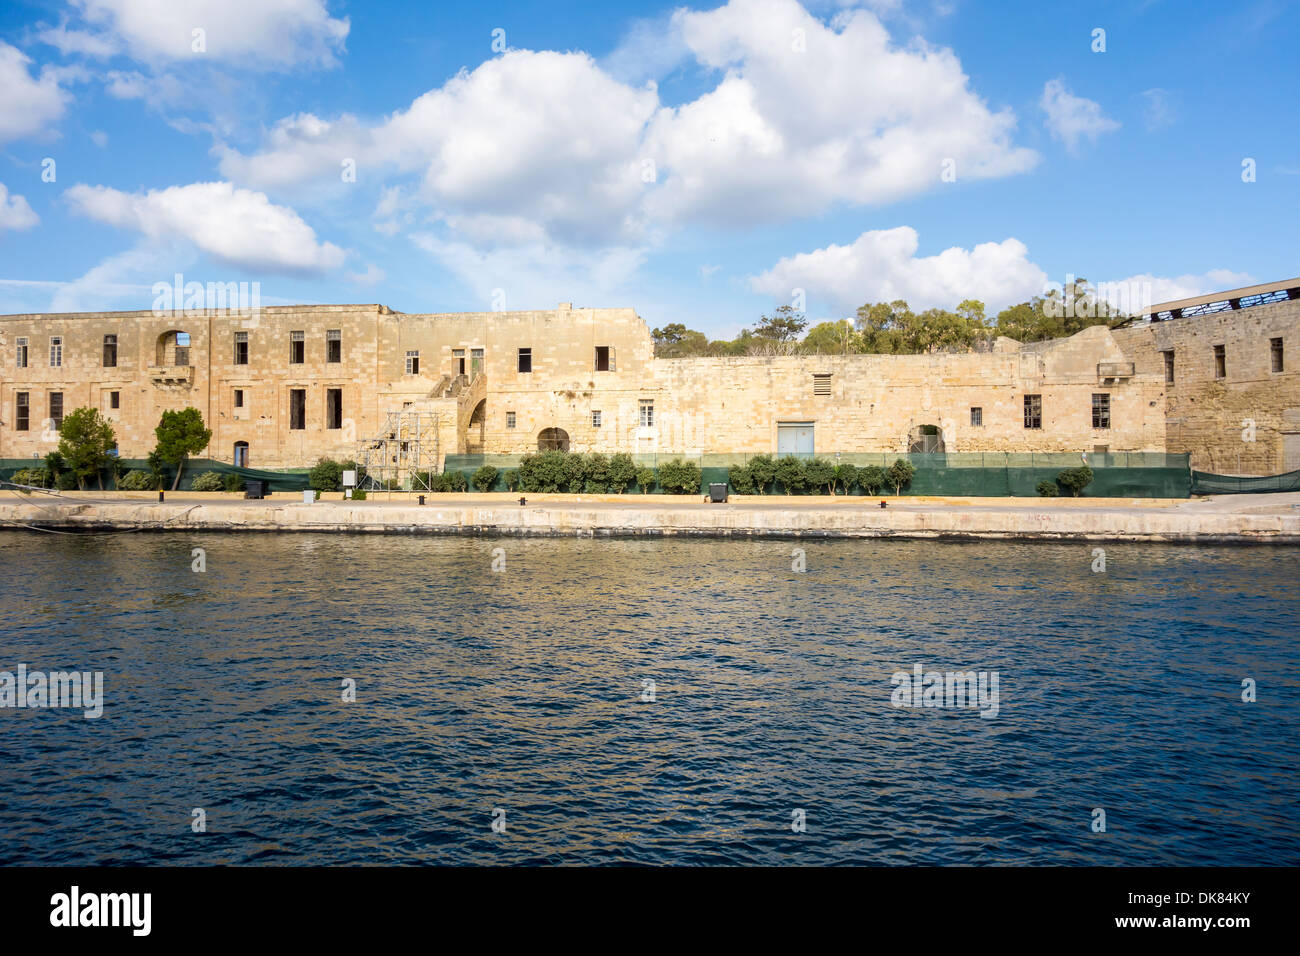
[
  {"xmin": 1191, "ymin": 470, "xmax": 1300, "ymax": 495},
  {"xmin": 0, "ymin": 458, "xmax": 311, "ymax": 492}
]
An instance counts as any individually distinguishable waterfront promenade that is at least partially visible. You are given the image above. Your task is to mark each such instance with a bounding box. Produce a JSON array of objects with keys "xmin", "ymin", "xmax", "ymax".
[{"xmin": 3, "ymin": 490, "xmax": 1298, "ymax": 542}]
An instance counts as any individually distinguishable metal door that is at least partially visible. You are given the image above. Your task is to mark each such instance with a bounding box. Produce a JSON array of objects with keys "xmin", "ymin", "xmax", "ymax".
[{"xmin": 777, "ymin": 423, "xmax": 814, "ymax": 458}]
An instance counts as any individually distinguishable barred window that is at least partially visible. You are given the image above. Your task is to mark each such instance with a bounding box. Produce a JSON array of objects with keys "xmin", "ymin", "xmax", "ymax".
[
  {"xmin": 970, "ymin": 406, "xmax": 983, "ymax": 427},
  {"xmin": 506, "ymin": 411, "xmax": 516, "ymax": 428},
  {"xmin": 1092, "ymin": 393, "xmax": 1111, "ymax": 429},
  {"xmin": 592, "ymin": 410, "xmax": 602, "ymax": 428},
  {"xmin": 1023, "ymin": 394, "xmax": 1042, "ymax": 429}
]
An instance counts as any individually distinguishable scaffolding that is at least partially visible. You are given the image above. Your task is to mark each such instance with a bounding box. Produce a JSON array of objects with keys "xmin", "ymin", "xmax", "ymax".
[{"xmin": 357, "ymin": 411, "xmax": 440, "ymax": 492}]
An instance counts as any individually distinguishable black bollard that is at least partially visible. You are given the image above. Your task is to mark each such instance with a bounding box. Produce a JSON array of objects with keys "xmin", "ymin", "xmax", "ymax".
[
  {"xmin": 159, "ymin": 491, "xmax": 164, "ymax": 503},
  {"xmin": 880, "ymin": 500, "xmax": 887, "ymax": 509},
  {"xmin": 418, "ymin": 495, "xmax": 425, "ymax": 506},
  {"xmin": 519, "ymin": 496, "xmax": 526, "ymax": 506}
]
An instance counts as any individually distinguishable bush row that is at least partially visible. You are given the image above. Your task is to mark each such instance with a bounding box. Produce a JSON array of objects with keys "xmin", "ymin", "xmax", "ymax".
[{"xmin": 728, "ymin": 456, "xmax": 917, "ymax": 495}]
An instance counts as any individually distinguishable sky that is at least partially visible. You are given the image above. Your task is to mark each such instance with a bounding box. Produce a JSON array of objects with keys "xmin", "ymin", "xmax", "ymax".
[{"xmin": 0, "ymin": 0, "xmax": 1296, "ymax": 337}]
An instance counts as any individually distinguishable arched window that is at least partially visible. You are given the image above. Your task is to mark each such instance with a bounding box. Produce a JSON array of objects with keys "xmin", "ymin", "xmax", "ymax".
[
  {"xmin": 537, "ymin": 428, "xmax": 570, "ymax": 452},
  {"xmin": 233, "ymin": 442, "xmax": 249, "ymax": 468}
]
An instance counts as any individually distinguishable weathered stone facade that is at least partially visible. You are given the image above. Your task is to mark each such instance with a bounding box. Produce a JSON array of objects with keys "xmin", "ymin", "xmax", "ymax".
[
  {"xmin": 1113, "ymin": 297, "xmax": 1300, "ymax": 474},
  {"xmin": 1, "ymin": 300, "xmax": 1170, "ymax": 469}
]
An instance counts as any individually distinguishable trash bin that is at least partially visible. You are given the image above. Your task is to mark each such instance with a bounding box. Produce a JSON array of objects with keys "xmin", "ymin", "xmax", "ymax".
[
  {"xmin": 243, "ymin": 479, "xmax": 266, "ymax": 500},
  {"xmin": 708, "ymin": 482, "xmax": 728, "ymax": 503}
]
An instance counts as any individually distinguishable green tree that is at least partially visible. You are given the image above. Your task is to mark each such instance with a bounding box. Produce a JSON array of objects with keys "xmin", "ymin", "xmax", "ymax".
[
  {"xmin": 472, "ymin": 465, "xmax": 500, "ymax": 492},
  {"xmin": 775, "ymin": 456, "xmax": 808, "ymax": 493},
  {"xmin": 56, "ymin": 407, "xmax": 117, "ymax": 489},
  {"xmin": 858, "ymin": 465, "xmax": 886, "ymax": 495},
  {"xmin": 754, "ymin": 304, "xmax": 808, "ymax": 343},
  {"xmin": 1056, "ymin": 466, "xmax": 1094, "ymax": 497},
  {"xmin": 652, "ymin": 324, "xmax": 711, "ymax": 357},
  {"xmin": 801, "ymin": 320, "xmax": 859, "ymax": 355},
  {"xmin": 154, "ymin": 407, "xmax": 212, "ymax": 490},
  {"xmin": 832, "ymin": 462, "xmax": 859, "ymax": 495},
  {"xmin": 607, "ymin": 453, "xmax": 636, "ymax": 493},
  {"xmin": 887, "ymin": 458, "xmax": 916, "ymax": 495},
  {"xmin": 747, "ymin": 455, "xmax": 777, "ymax": 494},
  {"xmin": 657, "ymin": 458, "xmax": 702, "ymax": 495},
  {"xmin": 803, "ymin": 458, "xmax": 836, "ymax": 494},
  {"xmin": 309, "ymin": 458, "xmax": 343, "ymax": 492},
  {"xmin": 635, "ymin": 466, "xmax": 657, "ymax": 493}
]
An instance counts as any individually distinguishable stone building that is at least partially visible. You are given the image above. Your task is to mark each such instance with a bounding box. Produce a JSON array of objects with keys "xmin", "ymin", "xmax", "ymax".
[
  {"xmin": 1, "ymin": 279, "xmax": 1289, "ymax": 475},
  {"xmin": 1112, "ymin": 278, "xmax": 1300, "ymax": 474}
]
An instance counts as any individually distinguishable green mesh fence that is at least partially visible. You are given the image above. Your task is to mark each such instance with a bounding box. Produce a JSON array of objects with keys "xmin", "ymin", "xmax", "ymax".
[
  {"xmin": 440, "ymin": 452, "xmax": 1192, "ymax": 497},
  {"xmin": 1191, "ymin": 470, "xmax": 1300, "ymax": 495},
  {"xmin": 0, "ymin": 458, "xmax": 311, "ymax": 492}
]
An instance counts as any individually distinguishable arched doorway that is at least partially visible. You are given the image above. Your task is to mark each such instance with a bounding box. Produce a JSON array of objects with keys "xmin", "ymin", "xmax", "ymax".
[
  {"xmin": 467, "ymin": 399, "xmax": 486, "ymax": 454},
  {"xmin": 156, "ymin": 330, "xmax": 192, "ymax": 366},
  {"xmin": 233, "ymin": 441, "xmax": 249, "ymax": 467},
  {"xmin": 907, "ymin": 424, "xmax": 945, "ymax": 454},
  {"xmin": 538, "ymin": 427, "xmax": 570, "ymax": 452}
]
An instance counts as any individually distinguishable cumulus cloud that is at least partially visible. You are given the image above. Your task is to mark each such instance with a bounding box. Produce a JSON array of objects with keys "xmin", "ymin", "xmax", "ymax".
[
  {"xmin": 1040, "ymin": 78, "xmax": 1120, "ymax": 151},
  {"xmin": 0, "ymin": 183, "xmax": 40, "ymax": 231},
  {"xmin": 52, "ymin": 0, "xmax": 349, "ymax": 68},
  {"xmin": 220, "ymin": 0, "xmax": 1037, "ymax": 247},
  {"xmin": 1095, "ymin": 269, "xmax": 1256, "ymax": 314},
  {"xmin": 0, "ymin": 41, "xmax": 69, "ymax": 143},
  {"xmin": 65, "ymin": 181, "xmax": 345, "ymax": 273},
  {"xmin": 749, "ymin": 226, "xmax": 1049, "ymax": 314}
]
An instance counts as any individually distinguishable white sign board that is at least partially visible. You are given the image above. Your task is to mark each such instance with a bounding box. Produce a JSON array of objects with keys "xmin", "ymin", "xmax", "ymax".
[{"xmin": 342, "ymin": 470, "xmax": 357, "ymax": 487}]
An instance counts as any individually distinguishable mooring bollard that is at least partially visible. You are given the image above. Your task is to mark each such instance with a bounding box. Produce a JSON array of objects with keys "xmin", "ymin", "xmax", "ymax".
[
  {"xmin": 418, "ymin": 495, "xmax": 425, "ymax": 506},
  {"xmin": 519, "ymin": 496, "xmax": 527, "ymax": 506},
  {"xmin": 880, "ymin": 500, "xmax": 887, "ymax": 509},
  {"xmin": 158, "ymin": 491, "xmax": 164, "ymax": 503}
]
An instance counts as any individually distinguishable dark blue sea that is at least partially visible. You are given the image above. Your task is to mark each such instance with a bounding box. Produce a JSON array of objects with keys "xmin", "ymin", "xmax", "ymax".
[{"xmin": 1, "ymin": 531, "xmax": 1296, "ymax": 865}]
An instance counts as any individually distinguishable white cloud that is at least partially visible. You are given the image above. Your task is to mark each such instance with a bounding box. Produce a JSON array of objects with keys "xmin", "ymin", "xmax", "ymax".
[
  {"xmin": 1040, "ymin": 78, "xmax": 1120, "ymax": 151},
  {"xmin": 59, "ymin": 0, "xmax": 349, "ymax": 68},
  {"xmin": 0, "ymin": 41, "xmax": 69, "ymax": 144},
  {"xmin": 48, "ymin": 242, "xmax": 187, "ymax": 313},
  {"xmin": 65, "ymin": 181, "xmax": 346, "ymax": 273},
  {"xmin": 0, "ymin": 183, "xmax": 40, "ymax": 231},
  {"xmin": 749, "ymin": 226, "xmax": 1049, "ymax": 314},
  {"xmin": 1095, "ymin": 269, "xmax": 1256, "ymax": 314},
  {"xmin": 348, "ymin": 263, "xmax": 385, "ymax": 286},
  {"xmin": 221, "ymin": 0, "xmax": 1037, "ymax": 248}
]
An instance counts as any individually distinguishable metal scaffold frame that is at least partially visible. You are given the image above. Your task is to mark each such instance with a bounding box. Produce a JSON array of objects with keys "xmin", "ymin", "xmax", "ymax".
[{"xmin": 357, "ymin": 411, "xmax": 440, "ymax": 492}]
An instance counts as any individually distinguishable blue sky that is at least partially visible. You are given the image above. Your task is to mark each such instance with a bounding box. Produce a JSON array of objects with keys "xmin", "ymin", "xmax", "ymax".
[{"xmin": 0, "ymin": 0, "xmax": 1296, "ymax": 336}]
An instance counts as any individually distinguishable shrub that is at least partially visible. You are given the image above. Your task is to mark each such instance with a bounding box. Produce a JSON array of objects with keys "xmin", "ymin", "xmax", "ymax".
[
  {"xmin": 446, "ymin": 470, "xmax": 468, "ymax": 492},
  {"xmin": 607, "ymin": 453, "xmax": 636, "ymax": 493},
  {"xmin": 191, "ymin": 471, "xmax": 226, "ymax": 492},
  {"xmin": 1057, "ymin": 466, "xmax": 1094, "ymax": 497},
  {"xmin": 887, "ymin": 458, "xmax": 916, "ymax": 495},
  {"xmin": 833, "ymin": 463, "xmax": 858, "ymax": 495},
  {"xmin": 349, "ymin": 487, "xmax": 367, "ymax": 500},
  {"xmin": 747, "ymin": 455, "xmax": 776, "ymax": 494},
  {"xmin": 581, "ymin": 453, "xmax": 610, "ymax": 494},
  {"xmin": 43, "ymin": 451, "xmax": 66, "ymax": 489},
  {"xmin": 518, "ymin": 451, "xmax": 568, "ymax": 493},
  {"xmin": 54, "ymin": 472, "xmax": 78, "ymax": 490},
  {"xmin": 727, "ymin": 462, "xmax": 756, "ymax": 495},
  {"xmin": 774, "ymin": 456, "xmax": 808, "ymax": 494},
  {"xmin": 858, "ymin": 465, "xmax": 886, "ymax": 495},
  {"xmin": 504, "ymin": 470, "xmax": 520, "ymax": 492},
  {"xmin": 472, "ymin": 465, "xmax": 500, "ymax": 492},
  {"xmin": 223, "ymin": 473, "xmax": 245, "ymax": 493},
  {"xmin": 559, "ymin": 453, "xmax": 584, "ymax": 493},
  {"xmin": 117, "ymin": 469, "xmax": 156, "ymax": 491},
  {"xmin": 309, "ymin": 458, "xmax": 344, "ymax": 492},
  {"xmin": 10, "ymin": 467, "xmax": 48, "ymax": 489},
  {"xmin": 657, "ymin": 458, "xmax": 701, "ymax": 495},
  {"xmin": 1036, "ymin": 479, "xmax": 1060, "ymax": 497},
  {"xmin": 804, "ymin": 458, "xmax": 836, "ymax": 495},
  {"xmin": 635, "ymin": 466, "xmax": 657, "ymax": 493}
]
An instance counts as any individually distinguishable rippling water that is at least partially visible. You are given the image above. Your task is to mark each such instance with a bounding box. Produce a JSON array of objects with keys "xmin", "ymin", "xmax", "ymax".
[{"xmin": 0, "ymin": 530, "xmax": 1297, "ymax": 865}]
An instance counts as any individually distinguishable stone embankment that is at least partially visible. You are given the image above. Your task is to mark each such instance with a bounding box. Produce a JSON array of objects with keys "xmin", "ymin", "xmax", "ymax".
[{"xmin": 2, "ymin": 491, "xmax": 1299, "ymax": 543}]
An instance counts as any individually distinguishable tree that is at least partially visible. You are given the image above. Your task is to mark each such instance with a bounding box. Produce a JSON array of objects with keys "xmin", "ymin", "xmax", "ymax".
[
  {"xmin": 753, "ymin": 304, "xmax": 807, "ymax": 343},
  {"xmin": 858, "ymin": 465, "xmax": 886, "ymax": 495},
  {"xmin": 1056, "ymin": 466, "xmax": 1094, "ymax": 497},
  {"xmin": 747, "ymin": 455, "xmax": 777, "ymax": 494},
  {"xmin": 803, "ymin": 458, "xmax": 836, "ymax": 494},
  {"xmin": 652, "ymin": 323, "xmax": 710, "ymax": 357},
  {"xmin": 154, "ymin": 407, "xmax": 212, "ymax": 490},
  {"xmin": 607, "ymin": 453, "xmax": 636, "ymax": 493},
  {"xmin": 56, "ymin": 407, "xmax": 117, "ymax": 489},
  {"xmin": 774, "ymin": 456, "xmax": 807, "ymax": 493},
  {"xmin": 801, "ymin": 320, "xmax": 859, "ymax": 355},
  {"xmin": 832, "ymin": 462, "xmax": 858, "ymax": 495},
  {"xmin": 887, "ymin": 458, "xmax": 916, "ymax": 495},
  {"xmin": 473, "ymin": 465, "xmax": 500, "ymax": 492}
]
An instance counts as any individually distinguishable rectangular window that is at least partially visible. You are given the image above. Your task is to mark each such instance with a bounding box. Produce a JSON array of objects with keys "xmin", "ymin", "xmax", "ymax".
[
  {"xmin": 595, "ymin": 346, "xmax": 614, "ymax": 371},
  {"xmin": 592, "ymin": 410, "xmax": 602, "ymax": 428},
  {"xmin": 1092, "ymin": 393, "xmax": 1111, "ymax": 429},
  {"xmin": 290, "ymin": 330, "xmax": 305, "ymax": 364},
  {"xmin": 1271, "ymin": 337, "xmax": 1283, "ymax": 373},
  {"xmin": 1162, "ymin": 349, "xmax": 1174, "ymax": 384},
  {"xmin": 15, "ymin": 392, "xmax": 28, "ymax": 431},
  {"xmin": 471, "ymin": 348, "xmax": 483, "ymax": 375},
  {"xmin": 639, "ymin": 399, "xmax": 655, "ymax": 428},
  {"xmin": 102, "ymin": 334, "xmax": 117, "ymax": 368},
  {"xmin": 234, "ymin": 331, "xmax": 249, "ymax": 365},
  {"xmin": 1023, "ymin": 394, "xmax": 1042, "ymax": 429},
  {"xmin": 49, "ymin": 336, "xmax": 62, "ymax": 367},
  {"xmin": 49, "ymin": 392, "xmax": 63, "ymax": 431},
  {"xmin": 1213, "ymin": 344, "xmax": 1226, "ymax": 379},
  {"xmin": 518, "ymin": 347, "xmax": 532, "ymax": 373},
  {"xmin": 326, "ymin": 388, "xmax": 343, "ymax": 429},
  {"xmin": 234, "ymin": 388, "xmax": 244, "ymax": 408},
  {"xmin": 506, "ymin": 411, "xmax": 516, "ymax": 429},
  {"xmin": 405, "ymin": 350, "xmax": 420, "ymax": 375},
  {"xmin": 109, "ymin": 391, "xmax": 120, "ymax": 410},
  {"xmin": 16, "ymin": 337, "xmax": 27, "ymax": 368},
  {"xmin": 327, "ymin": 329, "xmax": 341, "ymax": 363},
  {"xmin": 812, "ymin": 373, "xmax": 831, "ymax": 396},
  {"xmin": 970, "ymin": 407, "xmax": 983, "ymax": 427},
  {"xmin": 289, "ymin": 389, "xmax": 306, "ymax": 430}
]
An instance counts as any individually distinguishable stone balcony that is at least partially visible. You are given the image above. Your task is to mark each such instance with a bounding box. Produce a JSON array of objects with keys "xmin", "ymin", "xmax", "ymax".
[{"xmin": 149, "ymin": 364, "xmax": 194, "ymax": 385}]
